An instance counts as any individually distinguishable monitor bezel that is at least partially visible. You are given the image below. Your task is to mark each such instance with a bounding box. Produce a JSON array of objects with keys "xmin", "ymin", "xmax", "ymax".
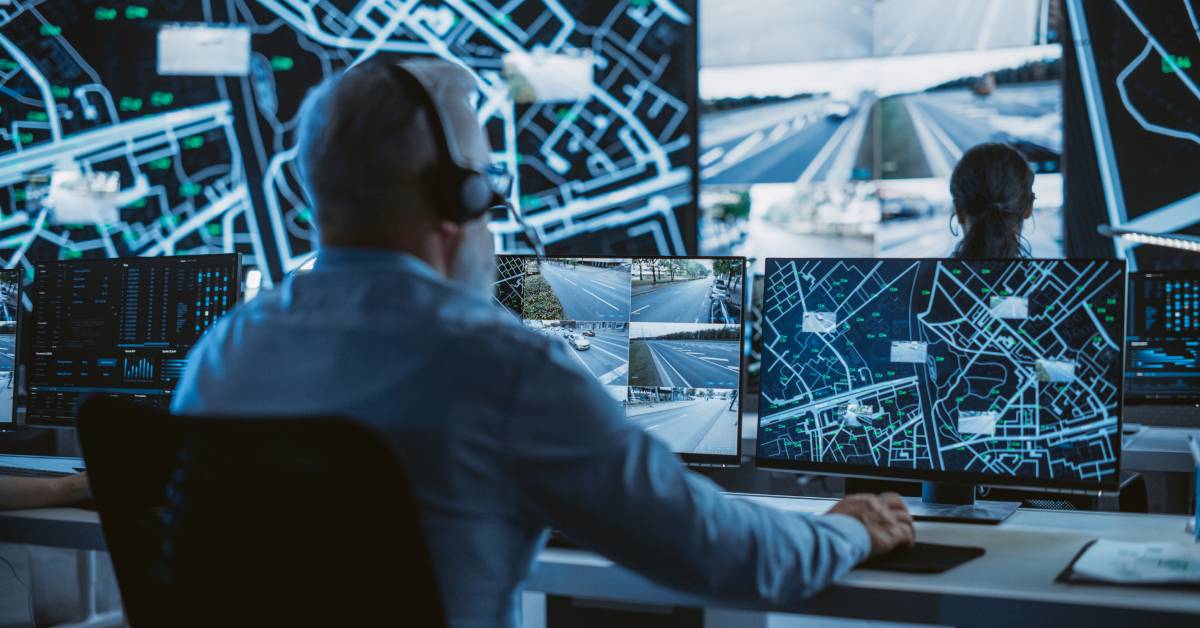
[
  {"xmin": 0, "ymin": 269, "xmax": 21, "ymax": 430},
  {"xmin": 22, "ymin": 253, "xmax": 243, "ymax": 429},
  {"xmin": 498, "ymin": 254, "xmax": 748, "ymax": 467},
  {"xmin": 754, "ymin": 256, "xmax": 1127, "ymax": 492},
  {"xmin": 1124, "ymin": 270, "xmax": 1200, "ymax": 404}
]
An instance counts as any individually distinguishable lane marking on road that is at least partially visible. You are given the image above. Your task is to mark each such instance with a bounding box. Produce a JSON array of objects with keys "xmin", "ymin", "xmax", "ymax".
[
  {"xmin": 588, "ymin": 340, "xmax": 628, "ymax": 363},
  {"xmin": 915, "ymin": 99, "xmax": 965, "ymax": 161},
  {"xmin": 566, "ymin": 342, "xmax": 599, "ymax": 377},
  {"xmin": 649, "ymin": 342, "xmax": 692, "ymax": 387},
  {"xmin": 722, "ymin": 130, "xmax": 765, "ymax": 166},
  {"xmin": 903, "ymin": 99, "xmax": 955, "ymax": 178},
  {"xmin": 599, "ymin": 364, "xmax": 628, "ymax": 385},
  {"xmin": 646, "ymin": 342, "xmax": 673, "ymax": 385},
  {"xmin": 795, "ymin": 114, "xmax": 853, "ymax": 186},
  {"xmin": 892, "ymin": 31, "xmax": 917, "ymax": 55},
  {"xmin": 977, "ymin": 0, "xmax": 1002, "ymax": 50},
  {"xmin": 631, "ymin": 304, "xmax": 650, "ymax": 314},
  {"xmin": 582, "ymin": 287, "xmax": 620, "ymax": 311},
  {"xmin": 700, "ymin": 147, "xmax": 724, "ymax": 167}
]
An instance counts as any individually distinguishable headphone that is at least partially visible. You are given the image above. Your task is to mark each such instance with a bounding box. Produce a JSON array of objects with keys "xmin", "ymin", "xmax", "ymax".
[{"xmin": 381, "ymin": 61, "xmax": 503, "ymax": 224}]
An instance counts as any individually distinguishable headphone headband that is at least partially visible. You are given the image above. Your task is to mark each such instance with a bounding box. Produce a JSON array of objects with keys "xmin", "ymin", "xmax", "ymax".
[{"xmin": 380, "ymin": 61, "xmax": 499, "ymax": 223}]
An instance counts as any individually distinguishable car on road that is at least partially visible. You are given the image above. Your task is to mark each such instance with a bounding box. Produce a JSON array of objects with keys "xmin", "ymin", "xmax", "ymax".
[
  {"xmin": 582, "ymin": 329, "xmax": 596, "ymax": 337},
  {"xmin": 570, "ymin": 336, "xmax": 591, "ymax": 351},
  {"xmin": 711, "ymin": 278, "xmax": 729, "ymax": 302},
  {"xmin": 823, "ymin": 100, "xmax": 852, "ymax": 121}
]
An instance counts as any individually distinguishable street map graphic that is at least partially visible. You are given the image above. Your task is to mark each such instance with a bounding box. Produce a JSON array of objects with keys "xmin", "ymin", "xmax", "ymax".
[
  {"xmin": 1079, "ymin": 0, "xmax": 1200, "ymax": 267},
  {"xmin": 758, "ymin": 258, "xmax": 1125, "ymax": 485},
  {"xmin": 0, "ymin": 0, "xmax": 697, "ymax": 285}
]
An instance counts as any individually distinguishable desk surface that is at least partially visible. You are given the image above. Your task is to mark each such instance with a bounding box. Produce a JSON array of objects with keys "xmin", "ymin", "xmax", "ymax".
[
  {"xmin": 0, "ymin": 507, "xmax": 106, "ymax": 551},
  {"xmin": 2, "ymin": 497, "xmax": 1197, "ymax": 626},
  {"xmin": 1123, "ymin": 426, "xmax": 1200, "ymax": 473},
  {"xmin": 531, "ymin": 494, "xmax": 1200, "ymax": 626}
]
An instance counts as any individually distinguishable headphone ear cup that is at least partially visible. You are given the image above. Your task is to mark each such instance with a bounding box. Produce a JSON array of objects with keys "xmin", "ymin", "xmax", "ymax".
[
  {"xmin": 459, "ymin": 172, "xmax": 494, "ymax": 219},
  {"xmin": 438, "ymin": 168, "xmax": 492, "ymax": 223}
]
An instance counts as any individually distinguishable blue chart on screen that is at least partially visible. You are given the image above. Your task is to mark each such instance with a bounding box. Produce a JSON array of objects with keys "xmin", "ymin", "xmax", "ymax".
[
  {"xmin": 0, "ymin": 1, "xmax": 697, "ymax": 283},
  {"xmin": 758, "ymin": 258, "xmax": 1125, "ymax": 487},
  {"xmin": 1126, "ymin": 273, "xmax": 1200, "ymax": 400}
]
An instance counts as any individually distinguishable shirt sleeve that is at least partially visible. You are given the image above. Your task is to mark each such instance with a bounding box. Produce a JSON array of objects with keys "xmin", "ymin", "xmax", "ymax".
[{"xmin": 506, "ymin": 340, "xmax": 872, "ymax": 605}]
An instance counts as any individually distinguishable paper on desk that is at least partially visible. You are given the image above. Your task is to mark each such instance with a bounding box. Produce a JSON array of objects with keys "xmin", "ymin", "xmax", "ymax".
[{"xmin": 1073, "ymin": 540, "xmax": 1200, "ymax": 584}]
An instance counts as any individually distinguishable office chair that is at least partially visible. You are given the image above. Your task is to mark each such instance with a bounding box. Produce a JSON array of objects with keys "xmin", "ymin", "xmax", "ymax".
[{"xmin": 76, "ymin": 397, "xmax": 445, "ymax": 627}]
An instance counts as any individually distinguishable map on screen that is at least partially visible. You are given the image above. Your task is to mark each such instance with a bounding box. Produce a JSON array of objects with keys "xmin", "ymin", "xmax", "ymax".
[
  {"xmin": 0, "ymin": 0, "xmax": 697, "ymax": 284},
  {"xmin": 758, "ymin": 258, "xmax": 1125, "ymax": 487}
]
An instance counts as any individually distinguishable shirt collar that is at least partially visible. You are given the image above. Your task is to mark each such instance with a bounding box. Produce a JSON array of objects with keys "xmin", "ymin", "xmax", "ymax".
[{"xmin": 312, "ymin": 246, "xmax": 443, "ymax": 282}]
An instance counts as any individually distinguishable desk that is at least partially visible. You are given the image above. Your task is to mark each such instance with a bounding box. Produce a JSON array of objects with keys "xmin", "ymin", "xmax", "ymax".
[
  {"xmin": 528, "ymin": 495, "xmax": 1200, "ymax": 627},
  {"xmin": 0, "ymin": 508, "xmax": 105, "ymax": 551},
  {"xmin": 3, "ymin": 499, "xmax": 1199, "ymax": 627},
  {"xmin": 1123, "ymin": 426, "xmax": 1200, "ymax": 473},
  {"xmin": 0, "ymin": 509, "xmax": 118, "ymax": 627}
]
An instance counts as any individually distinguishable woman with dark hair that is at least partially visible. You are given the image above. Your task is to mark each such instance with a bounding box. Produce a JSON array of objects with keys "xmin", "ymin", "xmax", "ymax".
[{"xmin": 949, "ymin": 143, "xmax": 1035, "ymax": 259}]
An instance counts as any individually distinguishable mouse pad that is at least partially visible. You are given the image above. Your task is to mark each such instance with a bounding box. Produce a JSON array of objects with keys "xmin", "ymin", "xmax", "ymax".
[{"xmin": 860, "ymin": 542, "xmax": 985, "ymax": 573}]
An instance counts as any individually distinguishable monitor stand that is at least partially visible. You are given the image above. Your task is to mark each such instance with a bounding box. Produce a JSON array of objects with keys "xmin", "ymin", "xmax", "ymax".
[{"xmin": 903, "ymin": 482, "xmax": 1019, "ymax": 525}]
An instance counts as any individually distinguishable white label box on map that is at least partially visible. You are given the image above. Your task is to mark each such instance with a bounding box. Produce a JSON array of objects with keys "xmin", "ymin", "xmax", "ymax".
[{"xmin": 158, "ymin": 24, "xmax": 251, "ymax": 76}]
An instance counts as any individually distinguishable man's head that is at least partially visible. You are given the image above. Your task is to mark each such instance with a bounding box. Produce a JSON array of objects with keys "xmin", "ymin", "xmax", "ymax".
[{"xmin": 295, "ymin": 58, "xmax": 496, "ymax": 295}]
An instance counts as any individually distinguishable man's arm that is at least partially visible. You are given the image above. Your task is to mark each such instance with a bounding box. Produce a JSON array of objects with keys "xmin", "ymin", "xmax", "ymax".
[
  {"xmin": 507, "ymin": 343, "xmax": 913, "ymax": 605},
  {"xmin": 0, "ymin": 473, "xmax": 89, "ymax": 510}
]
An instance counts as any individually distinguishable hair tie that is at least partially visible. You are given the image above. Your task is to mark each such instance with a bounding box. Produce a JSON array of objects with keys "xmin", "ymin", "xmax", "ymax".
[{"xmin": 990, "ymin": 201, "xmax": 1019, "ymax": 215}]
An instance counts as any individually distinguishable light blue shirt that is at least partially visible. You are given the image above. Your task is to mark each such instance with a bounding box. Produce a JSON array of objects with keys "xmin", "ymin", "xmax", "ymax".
[{"xmin": 172, "ymin": 247, "xmax": 871, "ymax": 628}]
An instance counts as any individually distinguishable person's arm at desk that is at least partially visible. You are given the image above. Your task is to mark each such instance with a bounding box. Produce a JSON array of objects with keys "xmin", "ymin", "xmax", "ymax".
[
  {"xmin": 0, "ymin": 473, "xmax": 89, "ymax": 510},
  {"xmin": 508, "ymin": 346, "xmax": 914, "ymax": 605}
]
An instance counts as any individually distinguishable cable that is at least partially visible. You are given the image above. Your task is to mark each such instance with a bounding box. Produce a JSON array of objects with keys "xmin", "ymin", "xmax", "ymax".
[{"xmin": 0, "ymin": 549, "xmax": 34, "ymax": 623}]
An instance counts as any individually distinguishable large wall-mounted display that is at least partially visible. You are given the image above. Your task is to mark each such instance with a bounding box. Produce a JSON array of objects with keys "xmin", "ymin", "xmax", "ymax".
[
  {"xmin": 0, "ymin": 0, "xmax": 699, "ymax": 284},
  {"xmin": 699, "ymin": 0, "xmax": 1064, "ymax": 261},
  {"xmin": 1071, "ymin": 0, "xmax": 1200, "ymax": 270}
]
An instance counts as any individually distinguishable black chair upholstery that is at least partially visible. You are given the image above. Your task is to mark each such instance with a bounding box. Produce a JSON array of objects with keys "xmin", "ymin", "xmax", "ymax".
[{"xmin": 77, "ymin": 397, "xmax": 444, "ymax": 627}]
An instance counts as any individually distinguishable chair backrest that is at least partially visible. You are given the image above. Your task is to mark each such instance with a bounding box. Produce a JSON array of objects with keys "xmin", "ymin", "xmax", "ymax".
[{"xmin": 77, "ymin": 397, "xmax": 445, "ymax": 627}]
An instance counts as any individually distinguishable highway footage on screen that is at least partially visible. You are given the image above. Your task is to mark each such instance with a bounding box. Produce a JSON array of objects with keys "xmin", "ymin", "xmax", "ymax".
[
  {"xmin": 758, "ymin": 258, "xmax": 1125, "ymax": 486},
  {"xmin": 0, "ymin": 272, "xmax": 15, "ymax": 423},
  {"xmin": 698, "ymin": 0, "xmax": 1065, "ymax": 261},
  {"xmin": 496, "ymin": 256, "xmax": 744, "ymax": 458}
]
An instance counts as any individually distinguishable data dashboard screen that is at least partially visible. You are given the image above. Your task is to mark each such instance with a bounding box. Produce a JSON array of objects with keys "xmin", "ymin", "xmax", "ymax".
[
  {"xmin": 1078, "ymin": 0, "xmax": 1200, "ymax": 268},
  {"xmin": 496, "ymin": 255, "xmax": 744, "ymax": 462},
  {"xmin": 26, "ymin": 254, "xmax": 240, "ymax": 426},
  {"xmin": 0, "ymin": 271, "xmax": 18, "ymax": 424},
  {"xmin": 758, "ymin": 258, "xmax": 1126, "ymax": 489},
  {"xmin": 1126, "ymin": 271, "xmax": 1200, "ymax": 401},
  {"xmin": 0, "ymin": 0, "xmax": 698, "ymax": 286}
]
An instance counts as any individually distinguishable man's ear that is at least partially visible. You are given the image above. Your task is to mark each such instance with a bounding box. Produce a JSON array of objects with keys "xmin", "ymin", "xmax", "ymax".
[{"xmin": 435, "ymin": 219, "xmax": 466, "ymax": 270}]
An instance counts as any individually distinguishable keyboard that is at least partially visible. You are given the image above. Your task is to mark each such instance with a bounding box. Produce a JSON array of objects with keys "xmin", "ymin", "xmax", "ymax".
[{"xmin": 1124, "ymin": 404, "xmax": 1200, "ymax": 428}]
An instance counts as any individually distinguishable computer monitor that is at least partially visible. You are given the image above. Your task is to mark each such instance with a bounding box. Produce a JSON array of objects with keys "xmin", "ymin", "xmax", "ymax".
[
  {"xmin": 495, "ymin": 256, "xmax": 746, "ymax": 465},
  {"xmin": 1125, "ymin": 271, "xmax": 1200, "ymax": 403},
  {"xmin": 25, "ymin": 255, "xmax": 241, "ymax": 427},
  {"xmin": 0, "ymin": 270, "xmax": 19, "ymax": 426},
  {"xmin": 757, "ymin": 258, "xmax": 1126, "ymax": 520}
]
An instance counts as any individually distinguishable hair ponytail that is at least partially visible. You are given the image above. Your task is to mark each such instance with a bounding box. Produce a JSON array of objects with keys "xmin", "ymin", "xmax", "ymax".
[{"xmin": 950, "ymin": 143, "xmax": 1035, "ymax": 259}]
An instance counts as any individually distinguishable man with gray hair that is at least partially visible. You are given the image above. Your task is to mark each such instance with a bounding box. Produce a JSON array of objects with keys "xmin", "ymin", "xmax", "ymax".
[{"xmin": 172, "ymin": 58, "xmax": 914, "ymax": 627}]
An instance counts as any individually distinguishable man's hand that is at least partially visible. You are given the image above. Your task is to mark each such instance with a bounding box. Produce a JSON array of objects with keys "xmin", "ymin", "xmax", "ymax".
[{"xmin": 827, "ymin": 492, "xmax": 915, "ymax": 558}]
